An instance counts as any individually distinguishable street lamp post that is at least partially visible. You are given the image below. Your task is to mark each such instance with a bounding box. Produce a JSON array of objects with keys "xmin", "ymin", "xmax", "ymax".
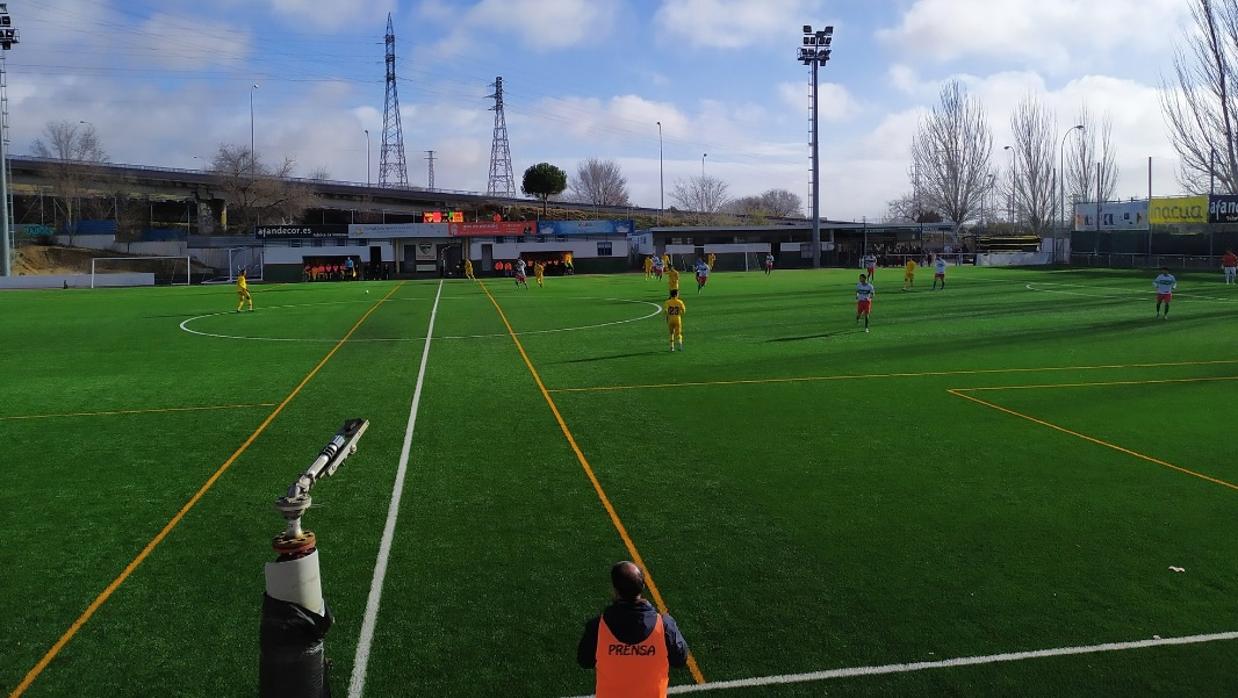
[
  {"xmin": 250, "ymin": 83, "xmax": 260, "ymax": 176},
  {"xmin": 798, "ymin": 24, "xmax": 834, "ymax": 269},
  {"xmin": 701, "ymin": 152, "xmax": 707, "ymax": 178},
  {"xmin": 364, "ymin": 129, "xmax": 371, "ymax": 187},
  {"xmin": 656, "ymin": 121, "xmax": 664, "ymax": 224},
  {"xmin": 1059, "ymin": 124, "xmax": 1084, "ymax": 257}
]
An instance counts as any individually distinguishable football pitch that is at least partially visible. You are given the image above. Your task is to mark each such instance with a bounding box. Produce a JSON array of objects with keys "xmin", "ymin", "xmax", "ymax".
[{"xmin": 3, "ymin": 266, "xmax": 1237, "ymax": 697}]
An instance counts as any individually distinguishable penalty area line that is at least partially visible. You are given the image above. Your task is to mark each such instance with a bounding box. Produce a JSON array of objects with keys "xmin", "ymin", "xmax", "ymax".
[
  {"xmin": 561, "ymin": 630, "xmax": 1238, "ymax": 697},
  {"xmin": 347, "ymin": 279, "xmax": 444, "ymax": 698}
]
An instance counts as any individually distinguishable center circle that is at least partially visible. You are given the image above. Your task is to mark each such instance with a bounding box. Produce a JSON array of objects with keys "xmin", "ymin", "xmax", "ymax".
[{"xmin": 178, "ymin": 296, "xmax": 662, "ymax": 343}]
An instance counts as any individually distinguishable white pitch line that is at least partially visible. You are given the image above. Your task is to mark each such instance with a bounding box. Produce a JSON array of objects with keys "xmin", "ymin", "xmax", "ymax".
[
  {"xmin": 178, "ymin": 298, "xmax": 660, "ymax": 343},
  {"xmin": 562, "ymin": 630, "xmax": 1238, "ymax": 697},
  {"xmin": 347, "ymin": 279, "xmax": 444, "ymax": 698}
]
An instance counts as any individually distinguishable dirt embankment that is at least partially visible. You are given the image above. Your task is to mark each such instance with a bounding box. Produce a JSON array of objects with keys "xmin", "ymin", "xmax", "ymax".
[{"xmin": 14, "ymin": 245, "xmax": 211, "ymax": 275}]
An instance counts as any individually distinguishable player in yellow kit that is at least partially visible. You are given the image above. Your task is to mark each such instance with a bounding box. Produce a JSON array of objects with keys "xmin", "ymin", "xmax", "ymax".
[
  {"xmin": 643, "ymin": 255, "xmax": 654, "ymax": 280},
  {"xmin": 662, "ymin": 253, "xmax": 671, "ymax": 270},
  {"xmin": 707, "ymin": 252, "xmax": 717, "ymax": 270},
  {"xmin": 464, "ymin": 258, "xmax": 475, "ymax": 279},
  {"xmin": 235, "ymin": 270, "xmax": 253, "ymax": 312},
  {"xmin": 667, "ymin": 266, "xmax": 680, "ymax": 293},
  {"xmin": 902, "ymin": 258, "xmax": 916, "ymax": 291},
  {"xmin": 664, "ymin": 289, "xmax": 685, "ymax": 352},
  {"xmin": 534, "ymin": 261, "xmax": 545, "ymax": 288}
]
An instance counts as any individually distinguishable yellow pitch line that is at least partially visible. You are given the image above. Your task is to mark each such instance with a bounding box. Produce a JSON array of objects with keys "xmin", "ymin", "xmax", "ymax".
[
  {"xmin": 954, "ymin": 375, "xmax": 1238, "ymax": 393},
  {"xmin": 477, "ymin": 280, "xmax": 707, "ymax": 685},
  {"xmin": 547, "ymin": 358, "xmax": 1238, "ymax": 394},
  {"xmin": 9, "ymin": 281, "xmax": 407, "ymax": 698},
  {"xmin": 0, "ymin": 402, "xmax": 277, "ymax": 421},
  {"xmin": 948, "ymin": 389, "xmax": 1238, "ymax": 492}
]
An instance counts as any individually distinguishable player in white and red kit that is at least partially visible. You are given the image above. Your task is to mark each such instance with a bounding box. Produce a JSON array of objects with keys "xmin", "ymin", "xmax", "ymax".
[
  {"xmin": 1154, "ymin": 267, "xmax": 1177, "ymax": 319},
  {"xmin": 764, "ymin": 253, "xmax": 775, "ymax": 275},
  {"xmin": 855, "ymin": 273, "xmax": 875, "ymax": 333},
  {"xmin": 861, "ymin": 253, "xmax": 877, "ymax": 282}
]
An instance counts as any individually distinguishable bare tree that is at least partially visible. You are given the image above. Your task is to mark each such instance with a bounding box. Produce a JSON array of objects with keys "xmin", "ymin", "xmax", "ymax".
[
  {"xmin": 910, "ymin": 81, "xmax": 993, "ymax": 231},
  {"xmin": 727, "ymin": 189, "xmax": 803, "ymax": 218},
  {"xmin": 1162, "ymin": 0, "xmax": 1238, "ymax": 193},
  {"xmin": 209, "ymin": 144, "xmax": 313, "ymax": 233},
  {"xmin": 670, "ymin": 175, "xmax": 729, "ymax": 213},
  {"xmin": 31, "ymin": 120, "xmax": 108, "ymax": 242},
  {"xmin": 568, "ymin": 158, "xmax": 631, "ymax": 207},
  {"xmin": 1007, "ymin": 94, "xmax": 1057, "ymax": 235},
  {"xmin": 1065, "ymin": 104, "xmax": 1119, "ymax": 211},
  {"xmin": 306, "ymin": 167, "xmax": 332, "ymax": 181},
  {"xmin": 884, "ymin": 192, "xmax": 943, "ymax": 223}
]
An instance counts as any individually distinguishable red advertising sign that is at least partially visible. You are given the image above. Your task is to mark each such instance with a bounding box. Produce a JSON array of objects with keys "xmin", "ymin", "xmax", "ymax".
[
  {"xmin": 449, "ymin": 221, "xmax": 534, "ymax": 237},
  {"xmin": 423, "ymin": 211, "xmax": 465, "ymax": 223}
]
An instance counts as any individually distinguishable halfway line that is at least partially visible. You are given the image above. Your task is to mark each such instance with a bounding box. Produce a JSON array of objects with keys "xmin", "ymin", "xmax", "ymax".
[
  {"xmin": 948, "ymin": 389, "xmax": 1238, "ymax": 492},
  {"xmin": 478, "ymin": 280, "xmax": 707, "ymax": 685},
  {"xmin": 547, "ymin": 358, "xmax": 1238, "ymax": 394},
  {"xmin": 557, "ymin": 630, "xmax": 1238, "ymax": 696},
  {"xmin": 9, "ymin": 281, "xmax": 407, "ymax": 698},
  {"xmin": 348, "ymin": 280, "xmax": 444, "ymax": 698},
  {"xmin": 0, "ymin": 402, "xmax": 276, "ymax": 421}
]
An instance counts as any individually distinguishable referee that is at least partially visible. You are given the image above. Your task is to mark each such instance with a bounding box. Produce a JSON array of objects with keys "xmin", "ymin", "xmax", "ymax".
[{"xmin": 577, "ymin": 561, "xmax": 689, "ymax": 697}]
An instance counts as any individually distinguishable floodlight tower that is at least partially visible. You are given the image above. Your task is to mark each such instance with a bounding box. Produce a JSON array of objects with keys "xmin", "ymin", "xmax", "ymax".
[
  {"xmin": 0, "ymin": 3, "xmax": 18, "ymax": 277},
  {"xmin": 798, "ymin": 24, "xmax": 833, "ymax": 269}
]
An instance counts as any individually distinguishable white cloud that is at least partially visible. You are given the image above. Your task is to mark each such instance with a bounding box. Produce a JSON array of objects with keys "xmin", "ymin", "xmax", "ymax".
[
  {"xmin": 655, "ymin": 0, "xmax": 827, "ymax": 49},
  {"xmin": 888, "ymin": 65, "xmax": 919, "ymax": 95},
  {"xmin": 878, "ymin": 0, "xmax": 1190, "ymax": 71},
  {"xmin": 137, "ymin": 14, "xmax": 251, "ymax": 69},
  {"xmin": 778, "ymin": 81, "xmax": 860, "ymax": 122},
  {"xmin": 419, "ymin": 0, "xmax": 620, "ymax": 59},
  {"xmin": 269, "ymin": 0, "xmax": 396, "ymax": 30}
]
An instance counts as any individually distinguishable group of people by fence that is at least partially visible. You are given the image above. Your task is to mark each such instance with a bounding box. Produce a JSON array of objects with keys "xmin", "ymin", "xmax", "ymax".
[{"xmin": 302, "ymin": 257, "xmax": 359, "ymax": 282}]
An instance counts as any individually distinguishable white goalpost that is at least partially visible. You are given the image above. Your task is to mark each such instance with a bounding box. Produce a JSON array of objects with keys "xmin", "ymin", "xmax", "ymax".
[{"xmin": 90, "ymin": 255, "xmax": 192, "ymax": 288}]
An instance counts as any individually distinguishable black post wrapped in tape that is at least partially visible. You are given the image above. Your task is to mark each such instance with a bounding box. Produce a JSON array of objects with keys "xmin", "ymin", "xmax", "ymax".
[{"xmin": 259, "ymin": 594, "xmax": 334, "ymax": 697}]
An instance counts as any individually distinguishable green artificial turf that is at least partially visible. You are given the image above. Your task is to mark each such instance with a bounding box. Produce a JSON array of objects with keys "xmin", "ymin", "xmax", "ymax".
[{"xmin": 1, "ymin": 266, "xmax": 1236, "ymax": 697}]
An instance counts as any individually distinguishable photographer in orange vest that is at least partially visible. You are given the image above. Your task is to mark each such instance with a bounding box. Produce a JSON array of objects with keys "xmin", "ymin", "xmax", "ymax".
[{"xmin": 577, "ymin": 561, "xmax": 689, "ymax": 697}]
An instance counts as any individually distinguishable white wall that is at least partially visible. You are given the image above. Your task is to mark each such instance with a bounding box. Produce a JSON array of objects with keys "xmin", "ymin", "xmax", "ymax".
[
  {"xmin": 0, "ymin": 273, "xmax": 154, "ymax": 289},
  {"xmin": 483, "ymin": 239, "xmax": 628, "ymax": 259},
  {"xmin": 976, "ymin": 252, "xmax": 1053, "ymax": 266},
  {"xmin": 704, "ymin": 243, "xmax": 771, "ymax": 253}
]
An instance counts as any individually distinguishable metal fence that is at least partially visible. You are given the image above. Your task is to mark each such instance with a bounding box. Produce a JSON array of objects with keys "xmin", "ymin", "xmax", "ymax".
[{"xmin": 1070, "ymin": 253, "xmax": 1226, "ymax": 270}]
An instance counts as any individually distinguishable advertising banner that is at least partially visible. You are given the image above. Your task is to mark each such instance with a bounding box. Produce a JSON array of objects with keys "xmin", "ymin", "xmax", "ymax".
[
  {"xmin": 449, "ymin": 221, "xmax": 534, "ymax": 237},
  {"xmin": 1209, "ymin": 194, "xmax": 1238, "ymax": 223},
  {"xmin": 1073, "ymin": 201, "xmax": 1149, "ymax": 231},
  {"xmin": 255, "ymin": 224, "xmax": 348, "ymax": 239},
  {"xmin": 535, "ymin": 219, "xmax": 635, "ymax": 236},
  {"xmin": 1148, "ymin": 196, "xmax": 1208, "ymax": 225},
  {"xmin": 348, "ymin": 223, "xmax": 450, "ymax": 239},
  {"xmin": 422, "ymin": 211, "xmax": 465, "ymax": 223}
]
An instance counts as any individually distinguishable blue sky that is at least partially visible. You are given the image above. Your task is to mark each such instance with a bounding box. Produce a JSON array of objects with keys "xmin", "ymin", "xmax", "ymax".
[{"xmin": 12, "ymin": 0, "xmax": 1193, "ymax": 219}]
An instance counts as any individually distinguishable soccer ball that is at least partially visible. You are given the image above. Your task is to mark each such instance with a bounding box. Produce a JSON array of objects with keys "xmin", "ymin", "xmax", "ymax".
[{"xmin": 365, "ymin": 289, "xmax": 370, "ymax": 294}]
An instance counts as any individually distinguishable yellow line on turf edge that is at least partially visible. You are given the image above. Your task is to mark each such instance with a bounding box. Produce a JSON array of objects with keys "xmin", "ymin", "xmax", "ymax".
[
  {"xmin": 9, "ymin": 281, "xmax": 407, "ymax": 698},
  {"xmin": 951, "ymin": 375, "xmax": 1238, "ymax": 392},
  {"xmin": 477, "ymin": 280, "xmax": 708, "ymax": 686},
  {"xmin": 547, "ymin": 358, "xmax": 1238, "ymax": 394},
  {"xmin": 0, "ymin": 402, "xmax": 278, "ymax": 421},
  {"xmin": 947, "ymin": 388, "xmax": 1238, "ymax": 492}
]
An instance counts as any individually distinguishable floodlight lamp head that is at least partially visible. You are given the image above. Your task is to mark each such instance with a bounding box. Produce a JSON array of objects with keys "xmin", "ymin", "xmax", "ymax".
[
  {"xmin": 803, "ymin": 24, "xmax": 812, "ymax": 33},
  {"xmin": 824, "ymin": 25, "xmax": 834, "ymax": 35}
]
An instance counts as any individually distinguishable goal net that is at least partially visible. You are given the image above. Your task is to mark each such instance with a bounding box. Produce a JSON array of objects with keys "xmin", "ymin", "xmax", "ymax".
[{"xmin": 90, "ymin": 256, "xmax": 192, "ymax": 288}]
